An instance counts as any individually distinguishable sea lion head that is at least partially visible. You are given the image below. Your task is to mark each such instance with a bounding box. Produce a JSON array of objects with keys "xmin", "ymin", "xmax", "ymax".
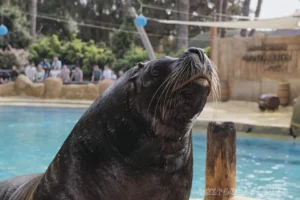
[{"xmin": 100, "ymin": 47, "xmax": 219, "ymax": 144}]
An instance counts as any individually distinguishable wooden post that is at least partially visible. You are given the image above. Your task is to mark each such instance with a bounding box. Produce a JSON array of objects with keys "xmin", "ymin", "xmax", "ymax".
[
  {"xmin": 205, "ymin": 122, "xmax": 236, "ymax": 200},
  {"xmin": 210, "ymin": 12, "xmax": 218, "ymax": 62}
]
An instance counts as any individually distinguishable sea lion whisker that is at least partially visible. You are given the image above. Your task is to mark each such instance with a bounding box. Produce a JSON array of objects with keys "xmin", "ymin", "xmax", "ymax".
[
  {"xmin": 147, "ymin": 71, "xmax": 177, "ymax": 113},
  {"xmin": 164, "ymin": 60, "xmax": 190, "ymax": 115},
  {"xmin": 154, "ymin": 71, "xmax": 179, "ymax": 121},
  {"xmin": 162, "ymin": 65, "xmax": 183, "ymax": 105},
  {"xmin": 161, "ymin": 67, "xmax": 184, "ymax": 120},
  {"xmin": 152, "ymin": 69, "xmax": 182, "ymax": 122},
  {"xmin": 157, "ymin": 61, "xmax": 187, "ymax": 121},
  {"xmin": 164, "ymin": 60, "xmax": 188, "ymax": 105},
  {"xmin": 209, "ymin": 61, "xmax": 220, "ymax": 102}
]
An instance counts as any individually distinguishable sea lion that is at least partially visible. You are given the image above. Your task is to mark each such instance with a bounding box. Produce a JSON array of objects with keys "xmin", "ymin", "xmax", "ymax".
[{"xmin": 0, "ymin": 47, "xmax": 219, "ymax": 200}]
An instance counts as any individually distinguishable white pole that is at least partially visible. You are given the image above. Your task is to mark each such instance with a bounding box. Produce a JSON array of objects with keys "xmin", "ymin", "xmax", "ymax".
[{"xmin": 127, "ymin": 0, "xmax": 156, "ymax": 61}]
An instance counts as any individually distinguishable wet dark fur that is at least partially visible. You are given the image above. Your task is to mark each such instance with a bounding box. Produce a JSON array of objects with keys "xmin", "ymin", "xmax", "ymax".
[{"xmin": 0, "ymin": 48, "xmax": 217, "ymax": 200}]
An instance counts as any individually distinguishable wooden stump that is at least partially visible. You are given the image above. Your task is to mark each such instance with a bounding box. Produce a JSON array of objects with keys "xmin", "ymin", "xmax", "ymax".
[
  {"xmin": 204, "ymin": 122, "xmax": 236, "ymax": 200},
  {"xmin": 220, "ymin": 81, "xmax": 230, "ymax": 102}
]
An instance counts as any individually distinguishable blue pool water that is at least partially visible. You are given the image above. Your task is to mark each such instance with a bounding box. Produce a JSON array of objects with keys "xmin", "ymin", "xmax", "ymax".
[{"xmin": 0, "ymin": 106, "xmax": 300, "ymax": 200}]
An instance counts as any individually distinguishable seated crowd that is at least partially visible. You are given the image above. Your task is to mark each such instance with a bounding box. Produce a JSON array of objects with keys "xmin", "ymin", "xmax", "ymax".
[{"xmin": 0, "ymin": 56, "xmax": 123, "ymax": 84}]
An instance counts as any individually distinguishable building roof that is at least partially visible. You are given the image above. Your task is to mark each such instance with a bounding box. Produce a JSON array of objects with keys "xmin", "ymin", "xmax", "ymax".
[{"xmin": 271, "ymin": 29, "xmax": 300, "ymax": 36}]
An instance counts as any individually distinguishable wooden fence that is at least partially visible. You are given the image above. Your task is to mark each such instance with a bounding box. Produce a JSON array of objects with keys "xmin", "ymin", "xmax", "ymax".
[{"xmin": 211, "ymin": 34, "xmax": 300, "ymax": 102}]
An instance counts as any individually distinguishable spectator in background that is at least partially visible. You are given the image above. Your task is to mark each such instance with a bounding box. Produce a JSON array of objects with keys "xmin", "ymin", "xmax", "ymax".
[
  {"xmin": 52, "ymin": 56, "xmax": 62, "ymax": 70},
  {"xmin": 118, "ymin": 70, "xmax": 124, "ymax": 78},
  {"xmin": 91, "ymin": 65, "xmax": 102, "ymax": 83},
  {"xmin": 36, "ymin": 65, "xmax": 45, "ymax": 82},
  {"xmin": 39, "ymin": 58, "xmax": 51, "ymax": 79},
  {"xmin": 11, "ymin": 66, "xmax": 19, "ymax": 81},
  {"xmin": 0, "ymin": 71, "xmax": 9, "ymax": 84},
  {"xmin": 50, "ymin": 66, "xmax": 61, "ymax": 78},
  {"xmin": 27, "ymin": 63, "xmax": 37, "ymax": 82},
  {"xmin": 24, "ymin": 64, "xmax": 31, "ymax": 77},
  {"xmin": 61, "ymin": 65, "xmax": 71, "ymax": 83},
  {"xmin": 18, "ymin": 65, "xmax": 25, "ymax": 75},
  {"xmin": 102, "ymin": 65, "xmax": 112, "ymax": 80},
  {"xmin": 111, "ymin": 71, "xmax": 117, "ymax": 80},
  {"xmin": 71, "ymin": 66, "xmax": 83, "ymax": 82}
]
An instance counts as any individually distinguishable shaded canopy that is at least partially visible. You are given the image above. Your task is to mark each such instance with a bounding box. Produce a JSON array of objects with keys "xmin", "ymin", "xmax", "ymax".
[{"xmin": 155, "ymin": 16, "xmax": 300, "ymax": 30}]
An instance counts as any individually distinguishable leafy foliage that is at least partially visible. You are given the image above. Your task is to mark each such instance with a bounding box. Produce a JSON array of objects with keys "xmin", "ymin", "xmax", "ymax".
[
  {"xmin": 0, "ymin": 7, "xmax": 32, "ymax": 49},
  {"xmin": 114, "ymin": 46, "xmax": 186, "ymax": 73},
  {"xmin": 114, "ymin": 47, "xmax": 149, "ymax": 73},
  {"xmin": 0, "ymin": 51, "xmax": 18, "ymax": 69},
  {"xmin": 0, "ymin": 46, "xmax": 30, "ymax": 69},
  {"xmin": 29, "ymin": 34, "xmax": 115, "ymax": 77},
  {"xmin": 110, "ymin": 15, "xmax": 136, "ymax": 59},
  {"xmin": 204, "ymin": 46, "xmax": 211, "ymax": 58},
  {"xmin": 82, "ymin": 41, "xmax": 115, "ymax": 77},
  {"xmin": 29, "ymin": 35, "xmax": 62, "ymax": 64}
]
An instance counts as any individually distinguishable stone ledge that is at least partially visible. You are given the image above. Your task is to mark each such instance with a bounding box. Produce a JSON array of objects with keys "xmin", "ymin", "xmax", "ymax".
[
  {"xmin": 194, "ymin": 120, "xmax": 290, "ymax": 135},
  {"xmin": 191, "ymin": 196, "xmax": 260, "ymax": 200}
]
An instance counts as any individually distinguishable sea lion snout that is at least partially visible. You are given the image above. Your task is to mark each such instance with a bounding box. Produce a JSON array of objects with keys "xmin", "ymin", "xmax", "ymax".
[{"xmin": 186, "ymin": 47, "xmax": 205, "ymax": 64}]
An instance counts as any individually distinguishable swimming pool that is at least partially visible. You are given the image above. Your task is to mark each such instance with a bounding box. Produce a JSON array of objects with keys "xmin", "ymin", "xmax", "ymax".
[{"xmin": 0, "ymin": 106, "xmax": 299, "ymax": 200}]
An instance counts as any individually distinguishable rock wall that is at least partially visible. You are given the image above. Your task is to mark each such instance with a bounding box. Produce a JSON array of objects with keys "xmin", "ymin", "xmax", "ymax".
[
  {"xmin": 14, "ymin": 75, "xmax": 45, "ymax": 97},
  {"xmin": 44, "ymin": 78, "xmax": 63, "ymax": 99},
  {"xmin": 0, "ymin": 82, "xmax": 17, "ymax": 97},
  {"xmin": 60, "ymin": 84, "xmax": 99, "ymax": 100},
  {"xmin": 0, "ymin": 75, "xmax": 114, "ymax": 100}
]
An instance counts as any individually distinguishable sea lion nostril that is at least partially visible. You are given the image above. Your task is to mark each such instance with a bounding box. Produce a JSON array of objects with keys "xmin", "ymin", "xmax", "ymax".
[{"xmin": 187, "ymin": 47, "xmax": 205, "ymax": 62}]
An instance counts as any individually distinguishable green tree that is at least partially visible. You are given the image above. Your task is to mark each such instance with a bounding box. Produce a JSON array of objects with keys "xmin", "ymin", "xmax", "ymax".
[
  {"xmin": 110, "ymin": 14, "xmax": 136, "ymax": 59},
  {"xmin": 0, "ymin": 7, "xmax": 32, "ymax": 49},
  {"xmin": 114, "ymin": 46, "xmax": 149, "ymax": 73},
  {"xmin": 29, "ymin": 34, "xmax": 115, "ymax": 77},
  {"xmin": 36, "ymin": 0, "xmax": 78, "ymax": 40},
  {"xmin": 29, "ymin": 34, "xmax": 62, "ymax": 64},
  {"xmin": 30, "ymin": 0, "xmax": 37, "ymax": 36},
  {"xmin": 81, "ymin": 40, "xmax": 115, "ymax": 76}
]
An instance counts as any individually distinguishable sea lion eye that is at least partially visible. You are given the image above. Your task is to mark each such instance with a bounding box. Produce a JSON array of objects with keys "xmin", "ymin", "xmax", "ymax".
[{"xmin": 151, "ymin": 67, "xmax": 159, "ymax": 76}]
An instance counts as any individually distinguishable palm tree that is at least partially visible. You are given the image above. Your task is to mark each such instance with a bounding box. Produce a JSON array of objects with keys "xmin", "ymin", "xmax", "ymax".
[
  {"xmin": 30, "ymin": 0, "xmax": 37, "ymax": 36},
  {"xmin": 248, "ymin": 0, "xmax": 263, "ymax": 36},
  {"xmin": 220, "ymin": 0, "xmax": 228, "ymax": 38},
  {"xmin": 240, "ymin": 0, "xmax": 251, "ymax": 37},
  {"xmin": 176, "ymin": 0, "xmax": 190, "ymax": 50}
]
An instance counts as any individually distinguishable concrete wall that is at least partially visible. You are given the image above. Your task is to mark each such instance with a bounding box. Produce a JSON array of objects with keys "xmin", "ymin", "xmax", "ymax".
[{"xmin": 212, "ymin": 34, "xmax": 300, "ymax": 102}]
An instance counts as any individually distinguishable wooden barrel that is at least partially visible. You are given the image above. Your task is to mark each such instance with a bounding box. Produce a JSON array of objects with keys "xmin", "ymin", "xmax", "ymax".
[
  {"xmin": 277, "ymin": 82, "xmax": 290, "ymax": 106},
  {"xmin": 220, "ymin": 80, "xmax": 229, "ymax": 102}
]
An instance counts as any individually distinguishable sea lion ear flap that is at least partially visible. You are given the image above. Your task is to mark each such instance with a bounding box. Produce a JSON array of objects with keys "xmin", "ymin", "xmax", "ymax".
[
  {"xmin": 138, "ymin": 62, "xmax": 145, "ymax": 68},
  {"xmin": 129, "ymin": 62, "xmax": 144, "ymax": 81}
]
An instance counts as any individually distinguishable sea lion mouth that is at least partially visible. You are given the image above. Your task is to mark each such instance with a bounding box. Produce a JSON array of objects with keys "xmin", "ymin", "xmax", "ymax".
[{"xmin": 172, "ymin": 73, "xmax": 211, "ymax": 92}]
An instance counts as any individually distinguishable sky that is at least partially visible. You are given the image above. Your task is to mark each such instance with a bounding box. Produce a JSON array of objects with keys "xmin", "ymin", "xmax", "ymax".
[{"xmin": 250, "ymin": 0, "xmax": 300, "ymax": 18}]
